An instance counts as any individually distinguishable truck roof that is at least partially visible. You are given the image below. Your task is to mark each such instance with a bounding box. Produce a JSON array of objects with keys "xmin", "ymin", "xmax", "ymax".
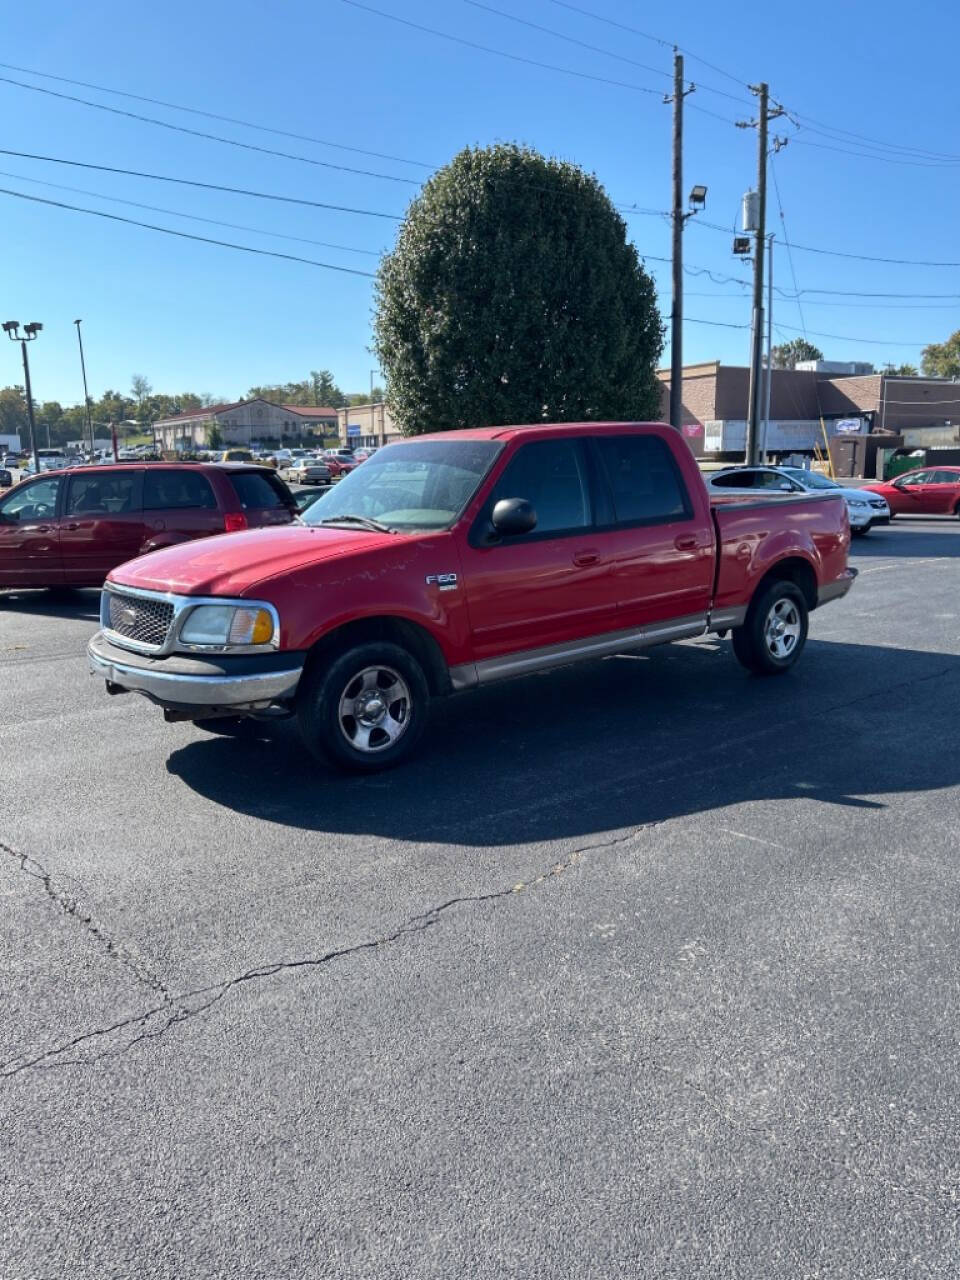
[{"xmin": 408, "ymin": 421, "xmax": 668, "ymax": 443}]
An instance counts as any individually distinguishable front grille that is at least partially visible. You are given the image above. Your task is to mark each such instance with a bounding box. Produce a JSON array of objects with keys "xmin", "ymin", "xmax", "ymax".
[{"xmin": 107, "ymin": 592, "xmax": 175, "ymax": 649}]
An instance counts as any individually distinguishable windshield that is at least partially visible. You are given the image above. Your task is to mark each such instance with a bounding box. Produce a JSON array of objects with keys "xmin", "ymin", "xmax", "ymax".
[
  {"xmin": 781, "ymin": 468, "xmax": 839, "ymax": 490},
  {"xmin": 301, "ymin": 439, "xmax": 502, "ymax": 531}
]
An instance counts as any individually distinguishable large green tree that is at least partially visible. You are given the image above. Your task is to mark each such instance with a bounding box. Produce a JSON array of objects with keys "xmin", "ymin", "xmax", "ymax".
[
  {"xmin": 374, "ymin": 143, "xmax": 664, "ymax": 434},
  {"xmin": 770, "ymin": 338, "xmax": 824, "ymax": 370},
  {"xmin": 921, "ymin": 330, "xmax": 960, "ymax": 378}
]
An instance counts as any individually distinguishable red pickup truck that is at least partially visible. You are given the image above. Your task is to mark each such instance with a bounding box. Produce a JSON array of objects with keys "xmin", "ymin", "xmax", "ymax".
[{"xmin": 88, "ymin": 423, "xmax": 855, "ymax": 771}]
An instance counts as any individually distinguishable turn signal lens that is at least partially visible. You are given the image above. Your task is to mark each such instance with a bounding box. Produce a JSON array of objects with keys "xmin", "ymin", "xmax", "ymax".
[{"xmin": 227, "ymin": 606, "xmax": 274, "ymax": 646}]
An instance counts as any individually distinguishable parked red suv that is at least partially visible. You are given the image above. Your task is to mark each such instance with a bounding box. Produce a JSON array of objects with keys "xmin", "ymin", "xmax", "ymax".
[{"xmin": 0, "ymin": 463, "xmax": 297, "ymax": 588}]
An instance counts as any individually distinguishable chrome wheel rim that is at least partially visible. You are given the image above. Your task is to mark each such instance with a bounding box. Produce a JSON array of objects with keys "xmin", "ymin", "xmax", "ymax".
[
  {"xmin": 337, "ymin": 665, "xmax": 411, "ymax": 753},
  {"xmin": 764, "ymin": 598, "xmax": 801, "ymax": 660}
]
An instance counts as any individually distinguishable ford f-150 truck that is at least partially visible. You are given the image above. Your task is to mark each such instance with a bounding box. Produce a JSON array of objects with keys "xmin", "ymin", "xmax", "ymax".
[{"xmin": 88, "ymin": 423, "xmax": 856, "ymax": 771}]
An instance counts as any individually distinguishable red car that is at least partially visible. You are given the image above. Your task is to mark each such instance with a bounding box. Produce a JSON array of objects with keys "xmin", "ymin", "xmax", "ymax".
[
  {"xmin": 0, "ymin": 462, "xmax": 297, "ymax": 588},
  {"xmin": 864, "ymin": 466, "xmax": 960, "ymax": 518},
  {"xmin": 90, "ymin": 423, "xmax": 855, "ymax": 771},
  {"xmin": 322, "ymin": 450, "xmax": 359, "ymax": 479}
]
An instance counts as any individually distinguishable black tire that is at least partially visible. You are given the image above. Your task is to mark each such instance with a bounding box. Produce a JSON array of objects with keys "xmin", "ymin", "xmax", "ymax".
[
  {"xmin": 297, "ymin": 640, "xmax": 429, "ymax": 772},
  {"xmin": 732, "ymin": 580, "xmax": 809, "ymax": 676},
  {"xmin": 853, "ymin": 523, "xmax": 871, "ymax": 536}
]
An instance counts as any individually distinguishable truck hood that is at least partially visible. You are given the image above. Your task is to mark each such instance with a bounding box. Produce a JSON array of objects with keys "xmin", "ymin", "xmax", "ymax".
[{"xmin": 108, "ymin": 525, "xmax": 400, "ymax": 596}]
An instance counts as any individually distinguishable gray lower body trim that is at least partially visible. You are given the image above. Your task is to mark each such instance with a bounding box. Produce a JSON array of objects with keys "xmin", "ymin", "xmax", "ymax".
[
  {"xmin": 88, "ymin": 631, "xmax": 304, "ymax": 709},
  {"xmin": 816, "ymin": 568, "xmax": 858, "ymax": 607},
  {"xmin": 707, "ymin": 605, "xmax": 747, "ymax": 629},
  {"xmin": 449, "ymin": 612, "xmax": 710, "ymax": 690}
]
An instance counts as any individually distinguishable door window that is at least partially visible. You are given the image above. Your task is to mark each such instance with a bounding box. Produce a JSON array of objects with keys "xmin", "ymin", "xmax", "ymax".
[
  {"xmin": 488, "ymin": 439, "xmax": 591, "ymax": 537},
  {"xmin": 66, "ymin": 473, "xmax": 137, "ymax": 515},
  {"xmin": 0, "ymin": 477, "xmax": 61, "ymax": 522},
  {"xmin": 227, "ymin": 470, "xmax": 294, "ymax": 510},
  {"xmin": 931, "ymin": 471, "xmax": 960, "ymax": 484},
  {"xmin": 594, "ymin": 435, "xmax": 692, "ymax": 525},
  {"xmin": 753, "ymin": 470, "xmax": 796, "ymax": 491},
  {"xmin": 144, "ymin": 469, "xmax": 217, "ymax": 509},
  {"xmin": 899, "ymin": 471, "xmax": 929, "ymax": 486},
  {"xmin": 710, "ymin": 470, "xmax": 756, "ymax": 488}
]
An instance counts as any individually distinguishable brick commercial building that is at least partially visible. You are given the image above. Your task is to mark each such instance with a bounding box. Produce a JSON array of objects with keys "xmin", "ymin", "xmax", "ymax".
[
  {"xmin": 658, "ymin": 362, "xmax": 960, "ymax": 476},
  {"xmin": 155, "ymin": 399, "xmax": 338, "ymax": 452}
]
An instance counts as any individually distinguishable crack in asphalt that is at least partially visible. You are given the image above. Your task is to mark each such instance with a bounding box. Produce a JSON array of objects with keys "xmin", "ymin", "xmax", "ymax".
[
  {"xmin": 1, "ymin": 831, "xmax": 655, "ymax": 1080},
  {"xmin": 0, "ymin": 837, "xmax": 174, "ymax": 1006}
]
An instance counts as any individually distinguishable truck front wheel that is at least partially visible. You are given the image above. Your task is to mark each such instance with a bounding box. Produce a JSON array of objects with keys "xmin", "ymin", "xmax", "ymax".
[
  {"xmin": 298, "ymin": 640, "xmax": 430, "ymax": 772},
  {"xmin": 732, "ymin": 580, "xmax": 809, "ymax": 675}
]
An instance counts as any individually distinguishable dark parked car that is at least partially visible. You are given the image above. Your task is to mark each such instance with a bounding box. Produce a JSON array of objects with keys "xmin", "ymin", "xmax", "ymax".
[
  {"xmin": 0, "ymin": 468, "xmax": 12, "ymax": 490},
  {"xmin": 0, "ymin": 462, "xmax": 297, "ymax": 588}
]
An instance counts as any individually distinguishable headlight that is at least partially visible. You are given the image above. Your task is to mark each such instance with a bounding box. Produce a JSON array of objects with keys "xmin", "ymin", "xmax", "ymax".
[
  {"xmin": 847, "ymin": 498, "xmax": 868, "ymax": 508},
  {"xmin": 179, "ymin": 604, "xmax": 276, "ymax": 648}
]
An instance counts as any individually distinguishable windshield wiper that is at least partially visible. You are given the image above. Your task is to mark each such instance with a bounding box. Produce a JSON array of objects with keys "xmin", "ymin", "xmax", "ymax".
[{"xmin": 319, "ymin": 514, "xmax": 395, "ymax": 533}]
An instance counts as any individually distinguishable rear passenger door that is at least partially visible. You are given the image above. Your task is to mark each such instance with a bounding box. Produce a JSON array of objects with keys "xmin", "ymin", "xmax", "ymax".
[
  {"xmin": 60, "ymin": 470, "xmax": 143, "ymax": 584},
  {"xmin": 142, "ymin": 469, "xmax": 224, "ymax": 545},
  {"xmin": 590, "ymin": 434, "xmax": 715, "ymax": 631},
  {"xmin": 927, "ymin": 471, "xmax": 960, "ymax": 514}
]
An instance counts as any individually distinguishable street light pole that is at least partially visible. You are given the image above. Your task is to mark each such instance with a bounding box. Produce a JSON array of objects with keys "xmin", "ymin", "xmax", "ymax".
[
  {"xmin": 3, "ymin": 321, "xmax": 42, "ymax": 472},
  {"xmin": 74, "ymin": 319, "xmax": 94, "ymax": 457}
]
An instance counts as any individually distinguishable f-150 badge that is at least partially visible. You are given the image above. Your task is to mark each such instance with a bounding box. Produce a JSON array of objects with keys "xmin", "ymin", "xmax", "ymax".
[{"xmin": 425, "ymin": 573, "xmax": 458, "ymax": 590}]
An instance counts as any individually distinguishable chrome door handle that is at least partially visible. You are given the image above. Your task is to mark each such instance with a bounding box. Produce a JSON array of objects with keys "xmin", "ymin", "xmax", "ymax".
[
  {"xmin": 674, "ymin": 534, "xmax": 699, "ymax": 551},
  {"xmin": 64, "ymin": 522, "xmax": 80, "ymax": 531},
  {"xmin": 573, "ymin": 550, "xmax": 600, "ymax": 567}
]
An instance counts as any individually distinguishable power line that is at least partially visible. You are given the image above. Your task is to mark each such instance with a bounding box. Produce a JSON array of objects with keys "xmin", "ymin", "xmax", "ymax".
[
  {"xmin": 0, "ymin": 73, "xmax": 422, "ymax": 186},
  {"xmin": 0, "ymin": 148, "xmax": 404, "ymax": 219},
  {"xmin": 545, "ymin": 0, "xmax": 750, "ymax": 92},
  {"xmin": 0, "ymin": 168, "xmax": 384, "ymax": 256},
  {"xmin": 786, "ymin": 134, "xmax": 960, "ymax": 170},
  {"xmin": 460, "ymin": 0, "xmax": 670, "ymax": 79},
  {"xmin": 783, "ymin": 109, "xmax": 960, "ymax": 163},
  {"xmin": 340, "ymin": 0, "xmax": 662, "ymax": 93},
  {"xmin": 0, "ymin": 186, "xmax": 377, "ymax": 277},
  {"xmin": 773, "ymin": 320, "xmax": 929, "ymax": 347},
  {"xmin": 689, "ymin": 215, "xmax": 960, "ymax": 268},
  {"xmin": 0, "ymin": 60, "xmax": 436, "ymax": 169},
  {"xmin": 769, "ymin": 151, "xmax": 807, "ymax": 336}
]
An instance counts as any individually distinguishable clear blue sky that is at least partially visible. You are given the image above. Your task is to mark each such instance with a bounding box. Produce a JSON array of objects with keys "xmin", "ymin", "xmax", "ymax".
[{"xmin": 2, "ymin": 0, "xmax": 958, "ymax": 407}]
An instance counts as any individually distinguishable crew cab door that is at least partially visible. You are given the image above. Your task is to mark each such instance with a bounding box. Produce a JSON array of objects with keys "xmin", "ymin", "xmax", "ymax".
[
  {"xmin": 459, "ymin": 437, "xmax": 618, "ymax": 662},
  {"xmin": 0, "ymin": 474, "xmax": 64, "ymax": 586},
  {"xmin": 589, "ymin": 433, "xmax": 715, "ymax": 629},
  {"xmin": 61, "ymin": 470, "xmax": 144, "ymax": 585}
]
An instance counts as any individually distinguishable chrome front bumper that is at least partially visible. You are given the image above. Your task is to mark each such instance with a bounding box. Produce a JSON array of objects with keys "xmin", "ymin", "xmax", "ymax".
[{"xmin": 88, "ymin": 631, "xmax": 305, "ymax": 710}]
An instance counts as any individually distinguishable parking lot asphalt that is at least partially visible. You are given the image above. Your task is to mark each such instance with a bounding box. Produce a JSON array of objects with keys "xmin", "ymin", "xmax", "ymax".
[{"xmin": 2, "ymin": 519, "xmax": 960, "ymax": 1279}]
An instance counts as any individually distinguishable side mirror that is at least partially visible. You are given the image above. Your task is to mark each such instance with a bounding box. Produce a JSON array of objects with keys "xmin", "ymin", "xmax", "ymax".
[{"xmin": 491, "ymin": 497, "xmax": 537, "ymax": 537}]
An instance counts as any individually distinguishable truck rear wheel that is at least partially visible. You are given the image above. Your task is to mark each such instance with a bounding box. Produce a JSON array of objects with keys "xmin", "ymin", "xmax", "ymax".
[
  {"xmin": 732, "ymin": 580, "xmax": 808, "ymax": 676},
  {"xmin": 298, "ymin": 640, "xmax": 429, "ymax": 772}
]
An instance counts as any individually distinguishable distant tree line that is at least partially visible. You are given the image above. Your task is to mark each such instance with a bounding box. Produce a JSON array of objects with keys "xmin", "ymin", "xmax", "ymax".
[{"xmin": 0, "ymin": 367, "xmax": 383, "ymax": 448}]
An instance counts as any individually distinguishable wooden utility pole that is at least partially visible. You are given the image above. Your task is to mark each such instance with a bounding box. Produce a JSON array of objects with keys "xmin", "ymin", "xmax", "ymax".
[
  {"xmin": 667, "ymin": 52, "xmax": 695, "ymax": 431},
  {"xmin": 744, "ymin": 83, "xmax": 782, "ymax": 465}
]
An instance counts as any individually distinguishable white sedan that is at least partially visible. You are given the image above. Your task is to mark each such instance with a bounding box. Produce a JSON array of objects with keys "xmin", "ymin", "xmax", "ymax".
[
  {"xmin": 706, "ymin": 465, "xmax": 890, "ymax": 534},
  {"xmin": 277, "ymin": 456, "xmax": 332, "ymax": 486}
]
